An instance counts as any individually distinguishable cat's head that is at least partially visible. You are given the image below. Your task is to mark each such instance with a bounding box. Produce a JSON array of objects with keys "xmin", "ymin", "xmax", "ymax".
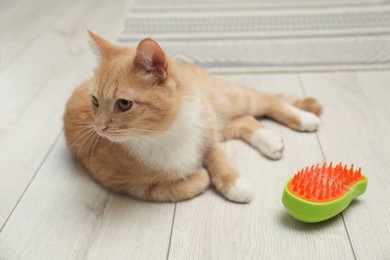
[{"xmin": 87, "ymin": 31, "xmax": 180, "ymax": 142}]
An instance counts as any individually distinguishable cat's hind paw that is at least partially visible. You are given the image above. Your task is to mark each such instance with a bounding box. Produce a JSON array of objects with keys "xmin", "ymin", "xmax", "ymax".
[
  {"xmin": 298, "ymin": 111, "xmax": 320, "ymax": 132},
  {"xmin": 299, "ymin": 97, "xmax": 322, "ymax": 116}
]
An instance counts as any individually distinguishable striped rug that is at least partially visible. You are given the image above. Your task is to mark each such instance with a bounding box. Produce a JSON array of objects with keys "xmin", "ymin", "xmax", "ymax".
[{"xmin": 119, "ymin": 0, "xmax": 390, "ymax": 72}]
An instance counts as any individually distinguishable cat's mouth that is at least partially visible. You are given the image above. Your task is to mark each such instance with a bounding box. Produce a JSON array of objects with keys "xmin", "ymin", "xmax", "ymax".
[
  {"xmin": 96, "ymin": 131, "xmax": 124, "ymax": 142},
  {"xmin": 94, "ymin": 127, "xmax": 128, "ymax": 143},
  {"xmin": 94, "ymin": 125, "xmax": 153, "ymax": 143}
]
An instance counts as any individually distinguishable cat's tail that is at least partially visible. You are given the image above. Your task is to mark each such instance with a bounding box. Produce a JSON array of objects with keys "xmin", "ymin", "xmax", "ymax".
[
  {"xmin": 216, "ymin": 85, "xmax": 322, "ymax": 120},
  {"xmin": 275, "ymin": 94, "xmax": 322, "ymax": 116}
]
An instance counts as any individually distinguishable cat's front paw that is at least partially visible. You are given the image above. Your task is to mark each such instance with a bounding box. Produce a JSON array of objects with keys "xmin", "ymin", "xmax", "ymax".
[
  {"xmin": 226, "ymin": 177, "xmax": 253, "ymax": 203},
  {"xmin": 250, "ymin": 129, "xmax": 284, "ymax": 160}
]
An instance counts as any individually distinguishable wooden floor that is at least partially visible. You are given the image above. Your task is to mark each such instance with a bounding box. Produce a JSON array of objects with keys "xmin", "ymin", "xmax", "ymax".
[{"xmin": 1, "ymin": 0, "xmax": 390, "ymax": 259}]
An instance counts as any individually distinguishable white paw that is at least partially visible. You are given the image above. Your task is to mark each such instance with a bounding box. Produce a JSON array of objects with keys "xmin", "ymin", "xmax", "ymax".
[
  {"xmin": 284, "ymin": 104, "xmax": 321, "ymax": 132},
  {"xmin": 298, "ymin": 110, "xmax": 320, "ymax": 132},
  {"xmin": 250, "ymin": 129, "xmax": 284, "ymax": 160},
  {"xmin": 226, "ymin": 177, "xmax": 253, "ymax": 203}
]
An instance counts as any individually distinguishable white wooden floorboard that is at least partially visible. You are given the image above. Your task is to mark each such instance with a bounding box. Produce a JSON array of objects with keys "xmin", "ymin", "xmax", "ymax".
[
  {"xmin": 0, "ymin": 0, "xmax": 128, "ymax": 228},
  {"xmin": 2, "ymin": 0, "xmax": 389, "ymax": 258},
  {"xmin": 0, "ymin": 0, "xmax": 15, "ymax": 11},
  {"xmin": 0, "ymin": 0, "xmax": 78, "ymax": 71},
  {"xmin": 0, "ymin": 136, "xmax": 175, "ymax": 260},
  {"xmin": 168, "ymin": 74, "xmax": 355, "ymax": 259},
  {"xmin": 300, "ymin": 70, "xmax": 390, "ymax": 259}
]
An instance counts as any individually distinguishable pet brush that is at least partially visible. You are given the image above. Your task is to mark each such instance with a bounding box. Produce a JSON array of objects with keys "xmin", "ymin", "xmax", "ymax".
[{"xmin": 282, "ymin": 162, "xmax": 367, "ymax": 223}]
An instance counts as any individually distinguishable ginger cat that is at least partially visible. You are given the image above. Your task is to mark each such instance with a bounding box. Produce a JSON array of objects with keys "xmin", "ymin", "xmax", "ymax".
[{"xmin": 63, "ymin": 32, "xmax": 322, "ymax": 203}]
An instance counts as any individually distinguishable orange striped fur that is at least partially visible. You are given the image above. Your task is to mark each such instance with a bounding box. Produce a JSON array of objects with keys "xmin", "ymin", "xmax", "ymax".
[{"xmin": 63, "ymin": 32, "xmax": 322, "ymax": 203}]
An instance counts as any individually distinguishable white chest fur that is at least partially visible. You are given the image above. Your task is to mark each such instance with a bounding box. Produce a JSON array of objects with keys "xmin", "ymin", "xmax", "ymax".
[{"xmin": 131, "ymin": 94, "xmax": 205, "ymax": 178}]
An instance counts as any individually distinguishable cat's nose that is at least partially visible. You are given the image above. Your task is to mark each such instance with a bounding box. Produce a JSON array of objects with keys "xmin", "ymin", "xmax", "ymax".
[{"xmin": 100, "ymin": 125, "xmax": 109, "ymax": 132}]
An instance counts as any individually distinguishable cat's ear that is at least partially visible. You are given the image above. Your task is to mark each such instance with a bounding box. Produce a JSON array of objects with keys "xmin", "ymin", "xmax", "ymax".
[
  {"xmin": 134, "ymin": 38, "xmax": 168, "ymax": 84},
  {"xmin": 87, "ymin": 30, "xmax": 115, "ymax": 59}
]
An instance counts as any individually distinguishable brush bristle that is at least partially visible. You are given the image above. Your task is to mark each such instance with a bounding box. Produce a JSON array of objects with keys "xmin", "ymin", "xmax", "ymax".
[{"xmin": 288, "ymin": 162, "xmax": 365, "ymax": 203}]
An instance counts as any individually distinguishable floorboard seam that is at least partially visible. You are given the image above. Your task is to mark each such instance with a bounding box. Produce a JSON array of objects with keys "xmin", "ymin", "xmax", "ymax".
[
  {"xmin": 166, "ymin": 203, "xmax": 177, "ymax": 260},
  {"xmin": 297, "ymin": 73, "xmax": 358, "ymax": 260},
  {"xmin": 341, "ymin": 214, "xmax": 358, "ymax": 260},
  {"xmin": 0, "ymin": 131, "xmax": 62, "ymax": 233}
]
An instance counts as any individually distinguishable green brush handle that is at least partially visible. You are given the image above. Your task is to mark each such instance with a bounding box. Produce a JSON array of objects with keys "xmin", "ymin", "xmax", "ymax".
[{"xmin": 282, "ymin": 178, "xmax": 368, "ymax": 223}]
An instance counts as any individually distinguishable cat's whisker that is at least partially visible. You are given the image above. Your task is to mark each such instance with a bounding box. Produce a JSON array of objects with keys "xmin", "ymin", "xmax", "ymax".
[
  {"xmin": 128, "ymin": 132, "xmax": 171, "ymax": 152},
  {"xmin": 68, "ymin": 127, "xmax": 95, "ymax": 149},
  {"xmin": 88, "ymin": 134, "xmax": 100, "ymax": 164},
  {"xmin": 90, "ymin": 135, "xmax": 100, "ymax": 161},
  {"xmin": 69, "ymin": 121, "xmax": 95, "ymax": 128},
  {"xmin": 128, "ymin": 127, "xmax": 177, "ymax": 136},
  {"xmin": 107, "ymin": 120, "xmax": 177, "ymax": 137},
  {"xmin": 126, "ymin": 141, "xmax": 148, "ymax": 171},
  {"xmin": 112, "ymin": 129, "xmax": 178, "ymax": 140},
  {"xmin": 77, "ymin": 129, "xmax": 98, "ymax": 163},
  {"xmin": 71, "ymin": 128, "xmax": 95, "ymax": 166},
  {"xmin": 85, "ymin": 135, "xmax": 94, "ymax": 164},
  {"xmin": 109, "ymin": 117, "xmax": 182, "ymax": 138},
  {"xmin": 85, "ymin": 131, "xmax": 99, "ymax": 164},
  {"xmin": 100, "ymin": 128, "xmax": 156, "ymax": 141},
  {"xmin": 70, "ymin": 121, "xmax": 93, "ymax": 125}
]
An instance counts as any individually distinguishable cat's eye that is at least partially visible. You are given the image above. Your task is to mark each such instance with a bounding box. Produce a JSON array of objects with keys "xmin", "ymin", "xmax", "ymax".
[
  {"xmin": 116, "ymin": 99, "xmax": 133, "ymax": 112},
  {"xmin": 91, "ymin": 96, "xmax": 99, "ymax": 108}
]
